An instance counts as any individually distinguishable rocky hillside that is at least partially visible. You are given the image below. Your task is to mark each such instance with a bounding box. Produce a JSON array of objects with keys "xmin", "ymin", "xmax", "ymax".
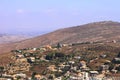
[{"xmin": 1, "ymin": 21, "xmax": 120, "ymax": 54}]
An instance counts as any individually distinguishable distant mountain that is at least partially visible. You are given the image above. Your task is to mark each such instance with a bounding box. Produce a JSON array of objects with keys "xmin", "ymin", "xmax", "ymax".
[
  {"xmin": 0, "ymin": 34, "xmax": 31, "ymax": 44},
  {"xmin": 1, "ymin": 21, "xmax": 120, "ymax": 54}
]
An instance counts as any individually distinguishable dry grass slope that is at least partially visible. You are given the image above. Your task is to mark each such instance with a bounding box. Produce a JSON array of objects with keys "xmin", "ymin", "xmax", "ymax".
[{"xmin": 0, "ymin": 21, "xmax": 120, "ymax": 54}]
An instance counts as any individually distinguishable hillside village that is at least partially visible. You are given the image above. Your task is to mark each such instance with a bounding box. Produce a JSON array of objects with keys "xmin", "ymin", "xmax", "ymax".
[
  {"xmin": 0, "ymin": 41, "xmax": 120, "ymax": 80},
  {"xmin": 1, "ymin": 0, "xmax": 120, "ymax": 79}
]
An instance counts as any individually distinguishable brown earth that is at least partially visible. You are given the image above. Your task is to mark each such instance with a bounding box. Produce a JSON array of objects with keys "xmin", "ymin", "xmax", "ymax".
[{"xmin": 1, "ymin": 21, "xmax": 120, "ymax": 54}]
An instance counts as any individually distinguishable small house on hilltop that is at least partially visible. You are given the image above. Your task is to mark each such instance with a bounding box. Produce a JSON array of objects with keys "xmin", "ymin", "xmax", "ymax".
[
  {"xmin": 80, "ymin": 60, "xmax": 86, "ymax": 68},
  {"xmin": 47, "ymin": 65, "xmax": 57, "ymax": 72},
  {"xmin": 89, "ymin": 71, "xmax": 99, "ymax": 77}
]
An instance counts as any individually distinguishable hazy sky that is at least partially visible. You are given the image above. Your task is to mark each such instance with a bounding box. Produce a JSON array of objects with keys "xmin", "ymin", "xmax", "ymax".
[{"xmin": 0, "ymin": 0, "xmax": 120, "ymax": 34}]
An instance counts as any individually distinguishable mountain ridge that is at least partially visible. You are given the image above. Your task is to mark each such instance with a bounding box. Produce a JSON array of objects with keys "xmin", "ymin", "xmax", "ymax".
[
  {"xmin": 0, "ymin": 34, "xmax": 31, "ymax": 44},
  {"xmin": 0, "ymin": 21, "xmax": 120, "ymax": 54}
]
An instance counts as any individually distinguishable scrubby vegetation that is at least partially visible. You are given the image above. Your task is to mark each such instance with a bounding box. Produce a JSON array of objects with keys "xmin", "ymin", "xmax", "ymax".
[{"xmin": 1, "ymin": 42, "xmax": 120, "ymax": 79}]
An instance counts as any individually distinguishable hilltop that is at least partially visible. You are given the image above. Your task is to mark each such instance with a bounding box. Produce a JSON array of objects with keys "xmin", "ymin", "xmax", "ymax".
[
  {"xmin": 0, "ymin": 21, "xmax": 120, "ymax": 79},
  {"xmin": 1, "ymin": 21, "xmax": 120, "ymax": 54}
]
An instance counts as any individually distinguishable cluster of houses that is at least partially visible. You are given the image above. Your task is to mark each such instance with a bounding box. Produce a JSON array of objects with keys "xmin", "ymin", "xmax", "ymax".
[{"xmin": 0, "ymin": 43, "xmax": 120, "ymax": 80}]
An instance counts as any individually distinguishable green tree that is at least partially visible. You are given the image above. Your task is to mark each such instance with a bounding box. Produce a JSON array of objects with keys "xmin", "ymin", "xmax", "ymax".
[
  {"xmin": 31, "ymin": 72, "xmax": 37, "ymax": 80},
  {"xmin": 118, "ymin": 52, "xmax": 120, "ymax": 57},
  {"xmin": 57, "ymin": 43, "xmax": 62, "ymax": 48},
  {"xmin": 0, "ymin": 66, "xmax": 4, "ymax": 72}
]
